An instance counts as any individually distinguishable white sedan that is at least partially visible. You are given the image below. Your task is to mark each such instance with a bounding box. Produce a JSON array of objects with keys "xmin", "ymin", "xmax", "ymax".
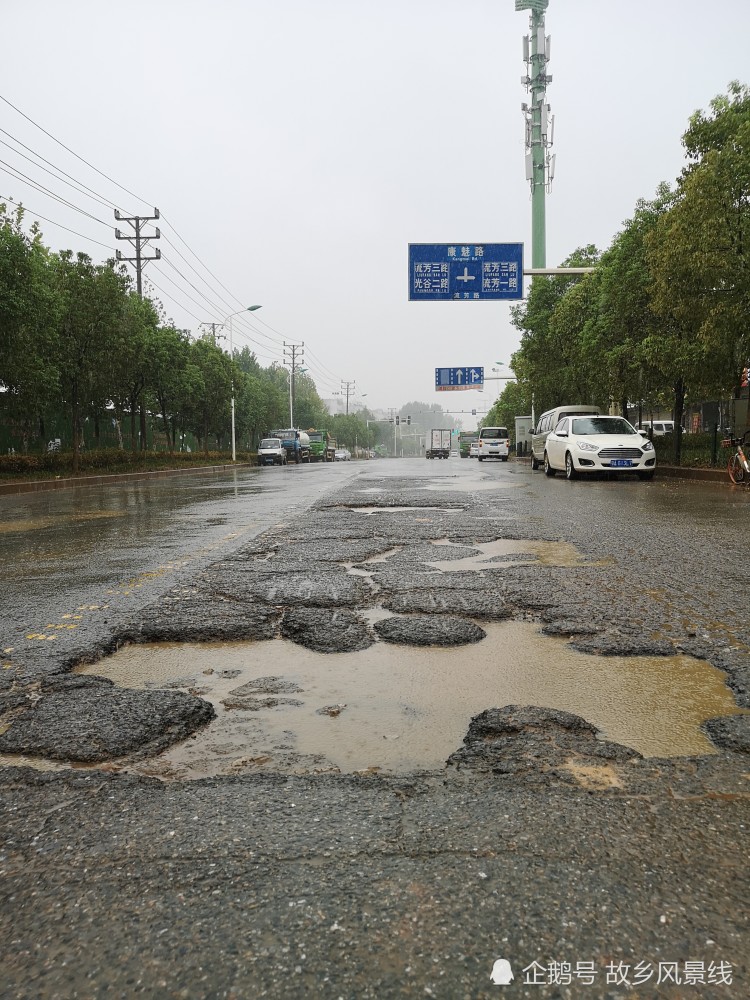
[{"xmin": 543, "ymin": 415, "xmax": 656, "ymax": 481}]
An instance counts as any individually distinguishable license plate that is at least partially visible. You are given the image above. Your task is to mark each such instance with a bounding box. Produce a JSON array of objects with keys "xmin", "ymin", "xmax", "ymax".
[{"xmin": 610, "ymin": 459, "xmax": 633, "ymax": 467}]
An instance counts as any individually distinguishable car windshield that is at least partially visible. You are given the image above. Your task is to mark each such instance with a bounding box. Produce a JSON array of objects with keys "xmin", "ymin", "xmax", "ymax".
[
  {"xmin": 571, "ymin": 417, "xmax": 635, "ymax": 435},
  {"xmin": 260, "ymin": 439, "xmax": 281, "ymax": 448}
]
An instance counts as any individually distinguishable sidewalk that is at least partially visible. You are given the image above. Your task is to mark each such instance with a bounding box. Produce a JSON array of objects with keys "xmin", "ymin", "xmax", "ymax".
[{"xmin": 515, "ymin": 455, "xmax": 731, "ymax": 485}]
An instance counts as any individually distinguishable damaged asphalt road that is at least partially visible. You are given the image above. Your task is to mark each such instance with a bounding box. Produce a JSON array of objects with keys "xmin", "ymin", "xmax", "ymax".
[{"xmin": 1, "ymin": 459, "xmax": 749, "ymax": 997}]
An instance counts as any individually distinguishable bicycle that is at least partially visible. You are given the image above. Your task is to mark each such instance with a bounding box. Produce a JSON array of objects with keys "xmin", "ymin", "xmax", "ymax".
[{"xmin": 727, "ymin": 431, "xmax": 750, "ymax": 485}]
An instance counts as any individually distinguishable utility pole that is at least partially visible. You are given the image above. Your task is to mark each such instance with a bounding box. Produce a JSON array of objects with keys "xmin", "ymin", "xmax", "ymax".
[
  {"xmin": 340, "ymin": 380, "xmax": 356, "ymax": 416},
  {"xmin": 199, "ymin": 322, "xmax": 221, "ymax": 343},
  {"xmin": 114, "ymin": 208, "xmax": 160, "ymax": 452},
  {"xmin": 284, "ymin": 342, "xmax": 304, "ymax": 427},
  {"xmin": 517, "ymin": 0, "xmax": 554, "ymax": 269},
  {"xmin": 114, "ymin": 209, "xmax": 161, "ymax": 296}
]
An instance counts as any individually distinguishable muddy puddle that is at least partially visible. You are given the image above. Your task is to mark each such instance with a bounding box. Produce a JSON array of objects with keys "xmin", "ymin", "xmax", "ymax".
[
  {"xmin": 72, "ymin": 621, "xmax": 742, "ymax": 780},
  {"xmin": 426, "ymin": 538, "xmax": 610, "ymax": 570}
]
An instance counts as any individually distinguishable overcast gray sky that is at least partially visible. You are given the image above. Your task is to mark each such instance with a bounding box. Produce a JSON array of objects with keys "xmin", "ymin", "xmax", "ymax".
[{"xmin": 3, "ymin": 1, "xmax": 748, "ymax": 428}]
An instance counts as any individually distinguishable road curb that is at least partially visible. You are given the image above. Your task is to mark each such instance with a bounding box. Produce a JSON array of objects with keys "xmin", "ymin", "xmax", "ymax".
[
  {"xmin": 0, "ymin": 463, "xmax": 254, "ymax": 496},
  {"xmin": 514, "ymin": 456, "xmax": 731, "ymax": 485}
]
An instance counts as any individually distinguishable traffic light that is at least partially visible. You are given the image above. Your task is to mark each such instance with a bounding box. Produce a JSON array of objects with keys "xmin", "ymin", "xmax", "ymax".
[
  {"xmin": 471, "ymin": 409, "xmax": 476, "ymax": 416},
  {"xmin": 395, "ymin": 416, "xmax": 400, "ymax": 425},
  {"xmin": 407, "ymin": 416, "xmax": 411, "ymax": 425}
]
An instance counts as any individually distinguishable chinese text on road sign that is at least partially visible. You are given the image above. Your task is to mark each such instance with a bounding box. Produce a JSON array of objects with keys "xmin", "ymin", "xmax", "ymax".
[{"xmin": 409, "ymin": 244, "xmax": 523, "ymax": 301}]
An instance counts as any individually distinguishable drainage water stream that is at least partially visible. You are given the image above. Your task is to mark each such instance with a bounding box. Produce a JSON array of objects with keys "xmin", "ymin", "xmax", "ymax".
[{"xmin": 72, "ymin": 620, "xmax": 741, "ymax": 780}]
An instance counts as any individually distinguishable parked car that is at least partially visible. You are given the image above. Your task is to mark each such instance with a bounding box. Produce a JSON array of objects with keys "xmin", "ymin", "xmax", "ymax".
[
  {"xmin": 530, "ymin": 405, "xmax": 600, "ymax": 470},
  {"xmin": 334, "ymin": 448, "xmax": 351, "ymax": 461},
  {"xmin": 543, "ymin": 415, "xmax": 656, "ymax": 481},
  {"xmin": 469, "ymin": 442, "xmax": 479, "ymax": 458},
  {"xmin": 257, "ymin": 438, "xmax": 287, "ymax": 466},
  {"xmin": 477, "ymin": 426, "xmax": 510, "ymax": 461},
  {"xmin": 636, "ymin": 420, "xmax": 675, "ymax": 437}
]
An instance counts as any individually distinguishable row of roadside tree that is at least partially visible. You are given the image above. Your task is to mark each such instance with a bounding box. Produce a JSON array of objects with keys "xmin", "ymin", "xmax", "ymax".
[
  {"xmin": 486, "ymin": 83, "xmax": 750, "ymax": 464},
  {"xmin": 0, "ymin": 206, "xmax": 464, "ymax": 471}
]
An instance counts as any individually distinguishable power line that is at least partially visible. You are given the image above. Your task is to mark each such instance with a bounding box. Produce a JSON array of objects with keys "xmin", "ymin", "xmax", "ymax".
[
  {"xmin": 0, "ymin": 132, "xmax": 123, "ymax": 214},
  {"xmin": 0, "ymin": 93, "xmax": 152, "ymax": 210},
  {"xmin": 0, "ymin": 193, "xmax": 114, "ymax": 251},
  {"xmin": 0, "ymin": 158, "xmax": 111, "ymax": 228},
  {"xmin": 0, "ymin": 94, "xmax": 352, "ymax": 391}
]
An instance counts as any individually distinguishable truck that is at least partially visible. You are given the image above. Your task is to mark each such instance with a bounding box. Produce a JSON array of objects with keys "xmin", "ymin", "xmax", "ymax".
[
  {"xmin": 267, "ymin": 428, "xmax": 311, "ymax": 464},
  {"xmin": 458, "ymin": 431, "xmax": 478, "ymax": 458},
  {"xmin": 425, "ymin": 428, "xmax": 451, "ymax": 459},
  {"xmin": 307, "ymin": 428, "xmax": 336, "ymax": 462}
]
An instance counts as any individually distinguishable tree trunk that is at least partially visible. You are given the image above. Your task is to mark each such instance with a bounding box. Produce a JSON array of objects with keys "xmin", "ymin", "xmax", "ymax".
[
  {"xmin": 129, "ymin": 393, "xmax": 137, "ymax": 453},
  {"xmin": 72, "ymin": 389, "xmax": 81, "ymax": 475},
  {"xmin": 672, "ymin": 378, "xmax": 685, "ymax": 465},
  {"xmin": 140, "ymin": 401, "xmax": 147, "ymax": 452}
]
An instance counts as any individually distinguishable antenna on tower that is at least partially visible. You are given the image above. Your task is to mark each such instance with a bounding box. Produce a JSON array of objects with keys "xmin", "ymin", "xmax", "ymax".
[{"xmin": 516, "ymin": 0, "xmax": 554, "ymax": 269}]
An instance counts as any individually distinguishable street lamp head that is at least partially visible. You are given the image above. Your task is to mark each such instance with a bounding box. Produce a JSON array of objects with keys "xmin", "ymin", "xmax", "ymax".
[{"xmin": 247, "ymin": 305, "xmax": 262, "ymax": 312}]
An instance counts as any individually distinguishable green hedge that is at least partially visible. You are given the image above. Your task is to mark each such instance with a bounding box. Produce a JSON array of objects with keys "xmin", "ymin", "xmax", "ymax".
[
  {"xmin": 652, "ymin": 431, "xmax": 734, "ymax": 468},
  {"xmin": 0, "ymin": 449, "xmax": 254, "ymax": 480}
]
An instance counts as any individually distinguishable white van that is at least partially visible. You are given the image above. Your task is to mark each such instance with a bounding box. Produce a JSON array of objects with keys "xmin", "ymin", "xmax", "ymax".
[
  {"xmin": 477, "ymin": 426, "xmax": 510, "ymax": 461},
  {"xmin": 530, "ymin": 405, "xmax": 600, "ymax": 470},
  {"xmin": 637, "ymin": 420, "xmax": 675, "ymax": 437}
]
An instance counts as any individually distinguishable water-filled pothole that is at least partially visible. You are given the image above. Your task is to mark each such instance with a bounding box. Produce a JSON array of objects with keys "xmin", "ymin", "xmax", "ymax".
[
  {"xmin": 426, "ymin": 538, "xmax": 611, "ymax": 571},
  {"xmin": 350, "ymin": 506, "xmax": 464, "ymax": 516},
  {"xmin": 73, "ymin": 621, "xmax": 741, "ymax": 779}
]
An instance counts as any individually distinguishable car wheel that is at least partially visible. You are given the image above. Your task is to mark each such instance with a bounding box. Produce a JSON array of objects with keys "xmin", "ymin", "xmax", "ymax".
[
  {"xmin": 543, "ymin": 453, "xmax": 555, "ymax": 477},
  {"xmin": 637, "ymin": 471, "xmax": 654, "ymax": 481},
  {"xmin": 530, "ymin": 454, "xmax": 539, "ymax": 470},
  {"xmin": 565, "ymin": 452, "xmax": 578, "ymax": 480}
]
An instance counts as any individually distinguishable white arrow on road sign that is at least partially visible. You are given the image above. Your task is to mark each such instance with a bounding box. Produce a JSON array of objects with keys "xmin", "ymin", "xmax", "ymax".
[
  {"xmin": 456, "ymin": 369, "xmax": 464, "ymax": 383},
  {"xmin": 470, "ymin": 368, "xmax": 481, "ymax": 382}
]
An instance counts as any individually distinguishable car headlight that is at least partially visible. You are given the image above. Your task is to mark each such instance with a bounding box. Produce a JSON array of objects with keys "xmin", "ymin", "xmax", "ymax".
[
  {"xmin": 575, "ymin": 440, "xmax": 599, "ymax": 452},
  {"xmin": 641, "ymin": 440, "xmax": 654, "ymax": 452}
]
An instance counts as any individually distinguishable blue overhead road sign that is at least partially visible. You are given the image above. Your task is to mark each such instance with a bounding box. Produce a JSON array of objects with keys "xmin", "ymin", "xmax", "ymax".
[
  {"xmin": 409, "ymin": 243, "xmax": 523, "ymax": 301},
  {"xmin": 435, "ymin": 367, "xmax": 484, "ymax": 391}
]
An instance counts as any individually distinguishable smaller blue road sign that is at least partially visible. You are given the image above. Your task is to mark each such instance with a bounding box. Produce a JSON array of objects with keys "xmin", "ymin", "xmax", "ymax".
[
  {"xmin": 409, "ymin": 243, "xmax": 523, "ymax": 301},
  {"xmin": 435, "ymin": 367, "xmax": 484, "ymax": 391}
]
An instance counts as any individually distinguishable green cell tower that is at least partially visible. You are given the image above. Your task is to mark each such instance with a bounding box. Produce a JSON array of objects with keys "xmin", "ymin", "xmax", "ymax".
[{"xmin": 516, "ymin": 0, "xmax": 554, "ymax": 269}]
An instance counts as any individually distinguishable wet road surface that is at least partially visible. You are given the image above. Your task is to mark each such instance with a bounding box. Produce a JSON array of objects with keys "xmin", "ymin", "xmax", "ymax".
[{"xmin": 1, "ymin": 458, "xmax": 748, "ymax": 998}]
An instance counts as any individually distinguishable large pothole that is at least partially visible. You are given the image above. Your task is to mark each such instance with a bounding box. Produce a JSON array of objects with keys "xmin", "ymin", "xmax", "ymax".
[{"xmin": 56, "ymin": 620, "xmax": 745, "ymax": 779}]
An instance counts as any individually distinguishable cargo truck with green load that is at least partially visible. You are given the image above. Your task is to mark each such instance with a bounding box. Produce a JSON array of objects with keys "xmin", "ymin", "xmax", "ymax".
[
  {"xmin": 459, "ymin": 431, "xmax": 478, "ymax": 458},
  {"xmin": 307, "ymin": 429, "xmax": 336, "ymax": 462}
]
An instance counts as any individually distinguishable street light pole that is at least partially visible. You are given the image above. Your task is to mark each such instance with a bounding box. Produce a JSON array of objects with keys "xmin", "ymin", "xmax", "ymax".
[{"xmin": 224, "ymin": 304, "xmax": 262, "ymax": 461}]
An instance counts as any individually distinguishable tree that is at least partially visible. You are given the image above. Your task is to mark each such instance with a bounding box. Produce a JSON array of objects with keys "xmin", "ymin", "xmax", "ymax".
[
  {"xmin": 182, "ymin": 337, "xmax": 232, "ymax": 453},
  {"xmin": 648, "ymin": 84, "xmax": 750, "ymax": 451},
  {"xmin": 0, "ymin": 204, "xmax": 59, "ymax": 449},
  {"xmin": 485, "ymin": 380, "xmax": 532, "ymax": 432},
  {"xmin": 510, "ymin": 246, "xmax": 602, "ymax": 416},
  {"xmin": 52, "ymin": 252, "xmax": 129, "ymax": 472},
  {"xmin": 146, "ymin": 325, "xmax": 195, "ymax": 452}
]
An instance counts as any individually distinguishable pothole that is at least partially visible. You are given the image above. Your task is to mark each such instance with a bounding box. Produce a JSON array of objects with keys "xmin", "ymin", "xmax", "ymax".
[
  {"xmin": 426, "ymin": 538, "xmax": 611, "ymax": 571},
  {"xmin": 348, "ymin": 506, "xmax": 464, "ymax": 516},
  {"xmin": 68, "ymin": 621, "xmax": 742, "ymax": 779}
]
